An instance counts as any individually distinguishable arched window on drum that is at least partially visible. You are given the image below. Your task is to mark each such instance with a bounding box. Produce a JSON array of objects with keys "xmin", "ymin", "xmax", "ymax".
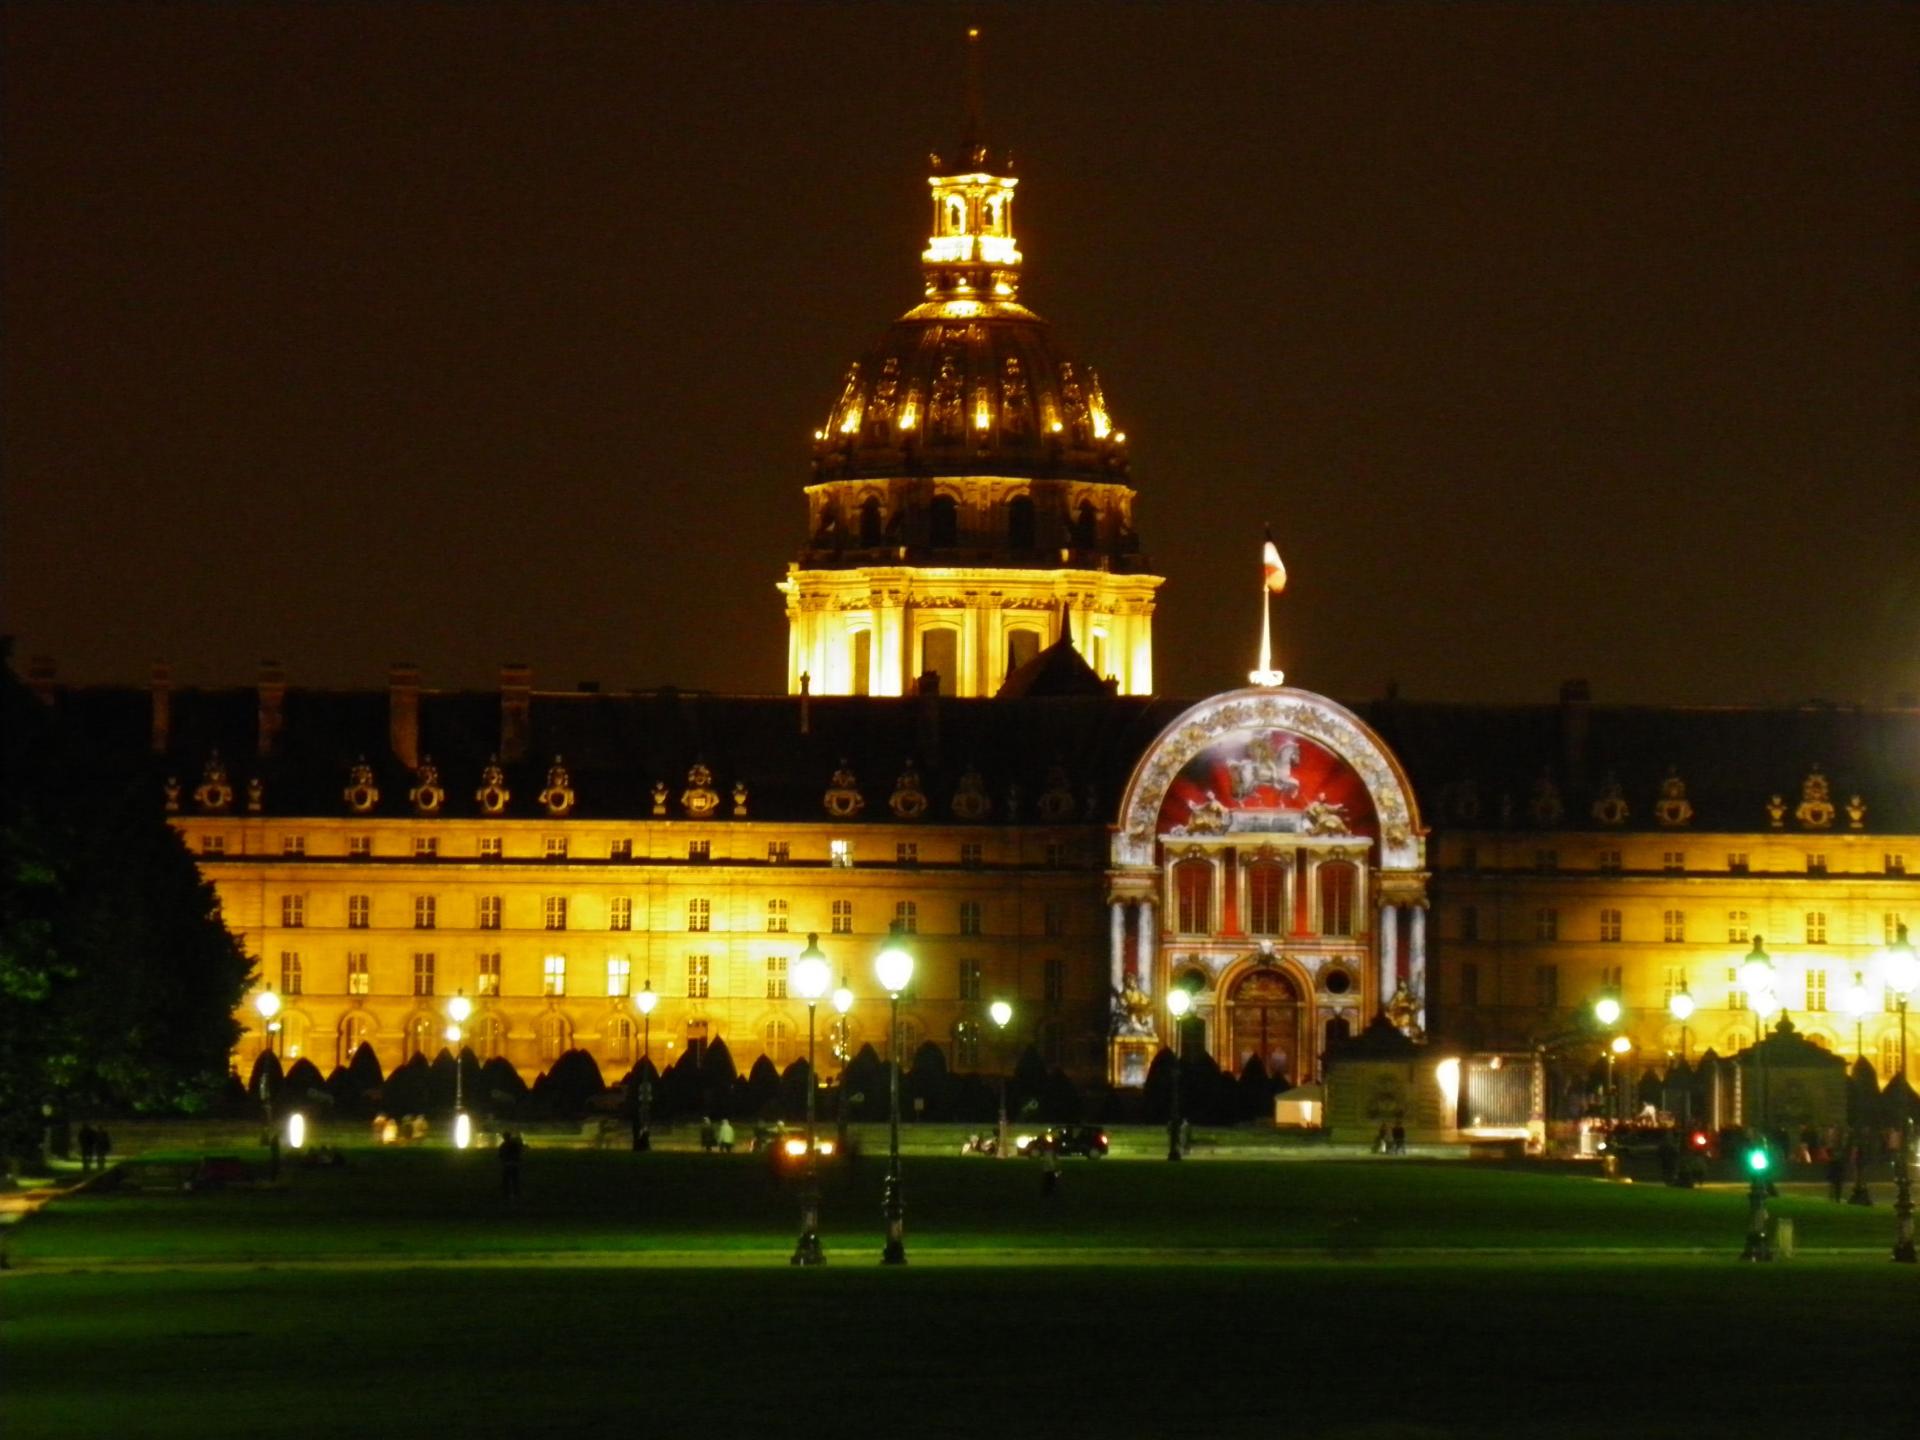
[
  {"xmin": 1245, "ymin": 858, "xmax": 1288, "ymax": 937},
  {"xmin": 1318, "ymin": 861, "xmax": 1357, "ymax": 938},
  {"xmin": 1173, "ymin": 858, "xmax": 1213, "ymax": 936}
]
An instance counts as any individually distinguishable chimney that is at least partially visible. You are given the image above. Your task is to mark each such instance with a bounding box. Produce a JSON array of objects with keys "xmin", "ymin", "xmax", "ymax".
[
  {"xmin": 916, "ymin": 678, "xmax": 942, "ymax": 769},
  {"xmin": 389, "ymin": 662, "xmax": 421, "ymax": 769},
  {"xmin": 1559, "ymin": 678, "xmax": 1591, "ymax": 794},
  {"xmin": 26, "ymin": 655, "xmax": 55, "ymax": 705},
  {"xmin": 500, "ymin": 662, "xmax": 532, "ymax": 762},
  {"xmin": 257, "ymin": 660, "xmax": 286, "ymax": 757},
  {"xmin": 798, "ymin": 671, "xmax": 811, "ymax": 736},
  {"xmin": 150, "ymin": 662, "xmax": 173, "ymax": 754}
]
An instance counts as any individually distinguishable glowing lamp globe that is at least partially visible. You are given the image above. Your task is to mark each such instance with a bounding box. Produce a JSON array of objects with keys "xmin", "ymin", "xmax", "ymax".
[
  {"xmin": 1609, "ymin": 1035, "xmax": 1633, "ymax": 1056},
  {"xmin": 1738, "ymin": 939, "xmax": 1776, "ymax": 997},
  {"xmin": 875, "ymin": 939, "xmax": 915, "ymax": 996},
  {"xmin": 286, "ymin": 1112, "xmax": 306, "ymax": 1150},
  {"xmin": 989, "ymin": 1000, "xmax": 1013, "ymax": 1029},
  {"xmin": 793, "ymin": 935, "xmax": 831, "ymax": 1002},
  {"xmin": 832, "ymin": 982, "xmax": 854, "ymax": 1016},
  {"xmin": 1882, "ymin": 924, "xmax": 1919, "ymax": 996},
  {"xmin": 1167, "ymin": 988, "xmax": 1193, "ymax": 1019},
  {"xmin": 254, "ymin": 989, "xmax": 281, "ymax": 1022},
  {"xmin": 1840, "ymin": 976, "xmax": 1872, "ymax": 1020},
  {"xmin": 635, "ymin": 984, "xmax": 659, "ymax": 1017},
  {"xmin": 443, "ymin": 1023, "xmax": 461, "ymax": 1045},
  {"xmin": 1593, "ymin": 996, "xmax": 1622, "ymax": 1026},
  {"xmin": 1667, "ymin": 991, "xmax": 1696, "ymax": 1022},
  {"xmin": 1752, "ymin": 990, "xmax": 1780, "ymax": 1022},
  {"xmin": 447, "ymin": 991, "xmax": 472, "ymax": 1025}
]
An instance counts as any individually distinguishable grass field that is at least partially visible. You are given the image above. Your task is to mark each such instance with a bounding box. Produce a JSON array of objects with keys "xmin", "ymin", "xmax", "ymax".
[{"xmin": 5, "ymin": 1142, "xmax": 1917, "ymax": 1439}]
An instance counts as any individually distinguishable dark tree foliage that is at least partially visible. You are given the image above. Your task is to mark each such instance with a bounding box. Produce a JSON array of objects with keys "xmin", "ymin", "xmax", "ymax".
[
  {"xmin": 1, "ymin": 660, "xmax": 252, "ymax": 1163},
  {"xmin": 840, "ymin": 1042, "xmax": 884, "ymax": 1120},
  {"xmin": 700, "ymin": 1038, "xmax": 738, "ymax": 1116},
  {"xmin": 907, "ymin": 1040, "xmax": 951, "ymax": 1119},
  {"xmin": 1008, "ymin": 1044, "xmax": 1048, "ymax": 1118},
  {"xmin": 246, "ymin": 1050, "xmax": 284, "ymax": 1103},
  {"xmin": 478, "ymin": 1055, "xmax": 528, "ymax": 1108},
  {"xmin": 776, "ymin": 1058, "xmax": 812, "ymax": 1121},
  {"xmin": 543, "ymin": 1049, "xmax": 606, "ymax": 1116},
  {"xmin": 382, "ymin": 1053, "xmax": 431, "ymax": 1115},
  {"xmin": 282, "ymin": 1057, "xmax": 331, "ymax": 1112},
  {"xmin": 740, "ymin": 1054, "xmax": 780, "ymax": 1118},
  {"xmin": 1847, "ymin": 1057, "xmax": 1882, "ymax": 1131},
  {"xmin": 1237, "ymin": 1055, "xmax": 1275, "ymax": 1121},
  {"xmin": 1038, "ymin": 1066, "xmax": 1082, "ymax": 1122}
]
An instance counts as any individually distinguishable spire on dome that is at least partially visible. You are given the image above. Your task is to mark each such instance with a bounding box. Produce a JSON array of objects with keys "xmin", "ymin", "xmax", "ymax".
[{"xmin": 923, "ymin": 26, "xmax": 1021, "ymax": 305}]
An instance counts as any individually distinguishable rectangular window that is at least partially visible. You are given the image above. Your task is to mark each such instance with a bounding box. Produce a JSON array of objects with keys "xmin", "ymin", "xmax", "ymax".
[
  {"xmin": 688, "ymin": 839, "xmax": 711, "ymax": 862},
  {"xmin": 544, "ymin": 896, "xmax": 568, "ymax": 931},
  {"xmin": 1460, "ymin": 845, "xmax": 1478, "ymax": 873},
  {"xmin": 766, "ymin": 899, "xmax": 789, "ymax": 934},
  {"xmin": 1044, "ymin": 957, "xmax": 1065, "ymax": 1004},
  {"xmin": 348, "ymin": 894, "xmax": 370, "ymax": 930},
  {"xmin": 767, "ymin": 840, "xmax": 790, "ymax": 863},
  {"xmin": 1890, "ymin": 913, "xmax": 1907, "ymax": 946},
  {"xmin": 687, "ymin": 954, "xmax": 710, "ymax": 999},
  {"xmin": 954, "ymin": 1022, "xmax": 980, "ymax": 1070},
  {"xmin": 1246, "ymin": 863, "xmax": 1286, "ymax": 936},
  {"xmin": 1459, "ymin": 905, "xmax": 1479, "ymax": 942},
  {"xmin": 959, "ymin": 900, "xmax": 983, "ymax": 936},
  {"xmin": 1534, "ymin": 908, "xmax": 1559, "ymax": 942},
  {"xmin": 414, "ymin": 836, "xmax": 438, "ymax": 858},
  {"xmin": 1044, "ymin": 902, "xmax": 1065, "ymax": 937},
  {"xmin": 766, "ymin": 955, "xmax": 788, "ymax": 999},
  {"xmin": 688, "ymin": 898, "xmax": 710, "ymax": 932},
  {"xmin": 610, "ymin": 838, "xmax": 633, "ymax": 861},
  {"xmin": 1663, "ymin": 909, "xmax": 1685, "ymax": 943},
  {"xmin": 1728, "ymin": 967, "xmax": 1748, "ymax": 1012},
  {"xmin": 830, "ymin": 839, "xmax": 853, "ymax": 868},
  {"xmin": 606, "ymin": 957, "xmax": 631, "ymax": 998},
  {"xmin": 897, "ymin": 842, "xmax": 919, "ymax": 865},
  {"xmin": 1662, "ymin": 966, "xmax": 1688, "ymax": 1004},
  {"xmin": 281, "ymin": 894, "xmax": 305, "ymax": 929},
  {"xmin": 1888, "ymin": 854, "xmax": 1908, "ymax": 877},
  {"xmin": 1534, "ymin": 848, "xmax": 1558, "ymax": 872},
  {"xmin": 479, "ymin": 836, "xmax": 503, "ymax": 860},
  {"xmin": 894, "ymin": 900, "xmax": 918, "ymax": 934},
  {"xmin": 1806, "ymin": 911, "xmax": 1827, "ymax": 944},
  {"xmin": 281, "ymin": 834, "xmax": 306, "ymax": 856},
  {"xmin": 1534, "ymin": 964, "xmax": 1559, "ymax": 1009},
  {"xmin": 348, "ymin": 834, "xmax": 372, "ymax": 858},
  {"xmin": 413, "ymin": 895, "xmax": 436, "ymax": 930},
  {"xmin": 831, "ymin": 899, "xmax": 853, "ymax": 935},
  {"xmin": 545, "ymin": 837, "xmax": 569, "ymax": 859},
  {"xmin": 960, "ymin": 842, "xmax": 983, "ymax": 867},
  {"xmin": 1459, "ymin": 963, "xmax": 1480, "ymax": 1006},
  {"xmin": 610, "ymin": 897, "xmax": 633, "ymax": 932},
  {"xmin": 1728, "ymin": 852, "xmax": 1750, "ymax": 874},
  {"xmin": 1044, "ymin": 842, "xmax": 1068, "ymax": 868},
  {"xmin": 542, "ymin": 955, "xmax": 566, "ymax": 997},
  {"xmin": 1601, "ymin": 964, "xmax": 1623, "ymax": 990},
  {"xmin": 346, "ymin": 952, "xmax": 370, "ymax": 996},
  {"xmin": 279, "ymin": 951, "xmax": 302, "ymax": 996},
  {"xmin": 201, "ymin": 834, "xmax": 226, "ymax": 855},
  {"xmin": 412, "ymin": 952, "xmax": 436, "ymax": 996},
  {"xmin": 1728, "ymin": 910, "xmax": 1751, "ymax": 944},
  {"xmin": 1807, "ymin": 853, "xmax": 1827, "ymax": 876},
  {"xmin": 478, "ymin": 895, "xmax": 502, "ymax": 931},
  {"xmin": 1599, "ymin": 909, "xmax": 1622, "ymax": 943},
  {"xmin": 477, "ymin": 952, "xmax": 500, "ymax": 996},
  {"xmin": 1598, "ymin": 849, "xmax": 1622, "ymax": 874},
  {"xmin": 1663, "ymin": 851, "xmax": 1684, "ymax": 873},
  {"xmin": 1805, "ymin": 968, "xmax": 1827, "ymax": 1012},
  {"xmin": 958, "ymin": 958, "xmax": 983, "ymax": 1001}
]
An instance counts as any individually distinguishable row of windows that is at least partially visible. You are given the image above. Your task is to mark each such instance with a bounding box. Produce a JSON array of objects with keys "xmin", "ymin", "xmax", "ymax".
[
  {"xmin": 283, "ymin": 894, "xmax": 1045, "ymax": 936},
  {"xmin": 1463, "ymin": 846, "xmax": 1908, "ymax": 877},
  {"xmin": 1452, "ymin": 958, "xmax": 1909, "ymax": 1016},
  {"xmin": 276, "ymin": 951, "xmax": 1069, "ymax": 1005},
  {"xmin": 1461, "ymin": 906, "xmax": 1906, "ymax": 946},
  {"xmin": 1171, "ymin": 858, "xmax": 1357, "ymax": 939},
  {"xmin": 210, "ymin": 832, "xmax": 1080, "ymax": 868}
]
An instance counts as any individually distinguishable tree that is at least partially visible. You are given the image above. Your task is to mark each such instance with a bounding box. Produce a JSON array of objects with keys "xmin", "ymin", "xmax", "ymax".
[
  {"xmin": 907, "ymin": 1040, "xmax": 951, "ymax": 1119},
  {"xmin": 543, "ymin": 1049, "xmax": 606, "ymax": 1116},
  {"xmin": 1, "ymin": 659, "xmax": 252, "ymax": 1167}
]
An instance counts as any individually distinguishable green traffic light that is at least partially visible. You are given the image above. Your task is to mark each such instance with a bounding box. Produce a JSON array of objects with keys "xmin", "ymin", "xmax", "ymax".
[{"xmin": 1746, "ymin": 1147, "xmax": 1771, "ymax": 1174}]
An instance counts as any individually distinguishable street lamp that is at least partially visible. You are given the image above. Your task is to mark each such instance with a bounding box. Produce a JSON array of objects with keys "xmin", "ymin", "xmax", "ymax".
[
  {"xmin": 874, "ymin": 927, "xmax": 915, "ymax": 1265},
  {"xmin": 831, "ymin": 977, "xmax": 854, "ymax": 1152},
  {"xmin": 1876, "ymin": 922, "xmax": 1917, "ymax": 1263},
  {"xmin": 989, "ymin": 999, "xmax": 1014, "ymax": 1158},
  {"xmin": 1166, "ymin": 988, "xmax": 1193, "ymax": 1162},
  {"xmin": 1838, "ymin": 970, "xmax": 1875, "ymax": 1206},
  {"xmin": 1607, "ymin": 1034, "xmax": 1633, "ymax": 1125},
  {"xmin": 446, "ymin": 990, "xmax": 472, "ymax": 1149},
  {"xmin": 633, "ymin": 981, "xmax": 658, "ymax": 1152},
  {"xmin": 253, "ymin": 986, "xmax": 282, "ymax": 1126},
  {"xmin": 1738, "ymin": 937, "xmax": 1776, "ymax": 1132},
  {"xmin": 791, "ymin": 934, "xmax": 830, "ymax": 1267},
  {"xmin": 1667, "ymin": 988, "xmax": 1696, "ymax": 1124},
  {"xmin": 1593, "ymin": 993, "xmax": 1623, "ymax": 1028}
]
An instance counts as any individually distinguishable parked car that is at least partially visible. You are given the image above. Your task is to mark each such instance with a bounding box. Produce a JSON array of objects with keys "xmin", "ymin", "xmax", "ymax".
[{"xmin": 1015, "ymin": 1125, "xmax": 1109, "ymax": 1158}]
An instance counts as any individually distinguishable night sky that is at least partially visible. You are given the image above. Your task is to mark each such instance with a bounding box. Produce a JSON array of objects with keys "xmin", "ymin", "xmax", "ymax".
[{"xmin": 4, "ymin": 2, "xmax": 1914, "ymax": 707}]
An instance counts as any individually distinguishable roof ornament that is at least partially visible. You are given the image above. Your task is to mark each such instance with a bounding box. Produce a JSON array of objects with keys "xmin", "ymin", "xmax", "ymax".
[
  {"xmin": 890, "ymin": 761, "xmax": 929, "ymax": 820},
  {"xmin": 1794, "ymin": 765, "xmax": 1834, "ymax": 830},
  {"xmin": 731, "ymin": 780, "xmax": 750, "ymax": 819},
  {"xmin": 680, "ymin": 762, "xmax": 719, "ymax": 819},
  {"xmin": 475, "ymin": 756, "xmax": 510, "ymax": 816},
  {"xmin": 540, "ymin": 756, "xmax": 575, "ymax": 817},
  {"xmin": 246, "ymin": 776, "xmax": 265, "ymax": 815},
  {"xmin": 1653, "ymin": 767, "xmax": 1693, "ymax": 829},
  {"xmin": 1847, "ymin": 793, "xmax": 1867, "ymax": 830},
  {"xmin": 163, "ymin": 776, "xmax": 182, "ymax": 813},
  {"xmin": 1036, "ymin": 763, "xmax": 1076, "ymax": 821},
  {"xmin": 824, "ymin": 760, "xmax": 865, "ymax": 819},
  {"xmin": 1590, "ymin": 772, "xmax": 1629, "ymax": 827},
  {"xmin": 950, "ymin": 764, "xmax": 992, "ymax": 821},
  {"xmin": 344, "ymin": 757, "xmax": 380, "ymax": 814},
  {"xmin": 650, "ymin": 781, "xmax": 669, "ymax": 818},
  {"xmin": 1528, "ymin": 769, "xmax": 1563, "ymax": 827},
  {"xmin": 1765, "ymin": 793, "xmax": 1786, "ymax": 829},
  {"xmin": 1249, "ymin": 528, "xmax": 1288, "ymax": 687},
  {"xmin": 410, "ymin": 758, "xmax": 445, "ymax": 816},
  {"xmin": 194, "ymin": 751, "xmax": 234, "ymax": 814}
]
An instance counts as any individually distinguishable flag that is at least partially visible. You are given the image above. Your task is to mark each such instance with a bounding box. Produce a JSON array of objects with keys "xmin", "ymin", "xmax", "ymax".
[{"xmin": 1262, "ymin": 528, "xmax": 1287, "ymax": 594}]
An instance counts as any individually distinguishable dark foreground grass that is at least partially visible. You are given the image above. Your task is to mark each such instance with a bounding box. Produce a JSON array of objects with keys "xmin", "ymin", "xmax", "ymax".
[
  {"xmin": 8, "ymin": 1147, "xmax": 1901, "ymax": 1263},
  {"xmin": 7, "ymin": 1260, "xmax": 1916, "ymax": 1440}
]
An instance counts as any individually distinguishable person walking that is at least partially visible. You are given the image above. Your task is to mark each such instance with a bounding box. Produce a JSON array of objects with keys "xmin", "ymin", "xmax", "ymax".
[
  {"xmin": 499, "ymin": 1131, "xmax": 523, "ymax": 1199},
  {"xmin": 1390, "ymin": 1121, "xmax": 1407, "ymax": 1155},
  {"xmin": 716, "ymin": 1117, "xmax": 735, "ymax": 1153},
  {"xmin": 76, "ymin": 1125, "xmax": 96, "ymax": 1173},
  {"xmin": 95, "ymin": 1128, "xmax": 112, "ymax": 1170}
]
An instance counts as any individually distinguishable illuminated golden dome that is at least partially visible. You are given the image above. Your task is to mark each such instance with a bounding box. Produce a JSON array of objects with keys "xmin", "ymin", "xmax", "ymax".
[{"xmin": 811, "ymin": 141, "xmax": 1130, "ymax": 485}]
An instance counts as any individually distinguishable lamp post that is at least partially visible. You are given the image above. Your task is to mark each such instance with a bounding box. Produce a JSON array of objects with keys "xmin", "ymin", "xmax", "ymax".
[
  {"xmin": 253, "ymin": 986, "xmax": 282, "ymax": 1126},
  {"xmin": 790, "ymin": 934, "xmax": 830, "ymax": 1266},
  {"xmin": 1667, "ymin": 988, "xmax": 1695, "ymax": 1125},
  {"xmin": 1738, "ymin": 937, "xmax": 1776, "ymax": 1133},
  {"xmin": 989, "ymin": 999, "xmax": 1014, "ymax": 1159},
  {"xmin": 1840, "ymin": 970, "xmax": 1874, "ymax": 1205},
  {"xmin": 447, "ymin": 989, "xmax": 472, "ymax": 1149},
  {"xmin": 1166, "ymin": 988, "xmax": 1192, "ymax": 1162},
  {"xmin": 874, "ymin": 928, "xmax": 915, "ymax": 1265},
  {"xmin": 1607, "ymin": 1035, "xmax": 1633, "ymax": 1125},
  {"xmin": 1877, "ymin": 922, "xmax": 1917, "ymax": 1263},
  {"xmin": 831, "ymin": 977, "xmax": 854, "ymax": 1153},
  {"xmin": 634, "ymin": 981, "xmax": 658, "ymax": 1150},
  {"xmin": 1591, "ymin": 993, "xmax": 1623, "ymax": 1133}
]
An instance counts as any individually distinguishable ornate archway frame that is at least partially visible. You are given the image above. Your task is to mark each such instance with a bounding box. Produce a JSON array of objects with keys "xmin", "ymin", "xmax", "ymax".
[{"xmin": 1213, "ymin": 951, "xmax": 1318, "ymax": 1081}]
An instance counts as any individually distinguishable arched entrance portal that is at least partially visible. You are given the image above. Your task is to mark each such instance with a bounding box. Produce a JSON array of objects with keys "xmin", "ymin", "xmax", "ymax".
[{"xmin": 1228, "ymin": 968, "xmax": 1305, "ymax": 1086}]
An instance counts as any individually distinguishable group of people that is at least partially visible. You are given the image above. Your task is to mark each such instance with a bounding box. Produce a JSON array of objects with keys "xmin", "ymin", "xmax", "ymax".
[
  {"xmin": 1371, "ymin": 1121, "xmax": 1408, "ymax": 1155},
  {"xmin": 697, "ymin": 1117, "xmax": 737, "ymax": 1153},
  {"xmin": 74, "ymin": 1124, "xmax": 113, "ymax": 1172}
]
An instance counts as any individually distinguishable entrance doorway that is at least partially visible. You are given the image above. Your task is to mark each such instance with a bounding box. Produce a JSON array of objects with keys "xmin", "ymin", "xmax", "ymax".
[{"xmin": 1228, "ymin": 967, "xmax": 1304, "ymax": 1085}]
